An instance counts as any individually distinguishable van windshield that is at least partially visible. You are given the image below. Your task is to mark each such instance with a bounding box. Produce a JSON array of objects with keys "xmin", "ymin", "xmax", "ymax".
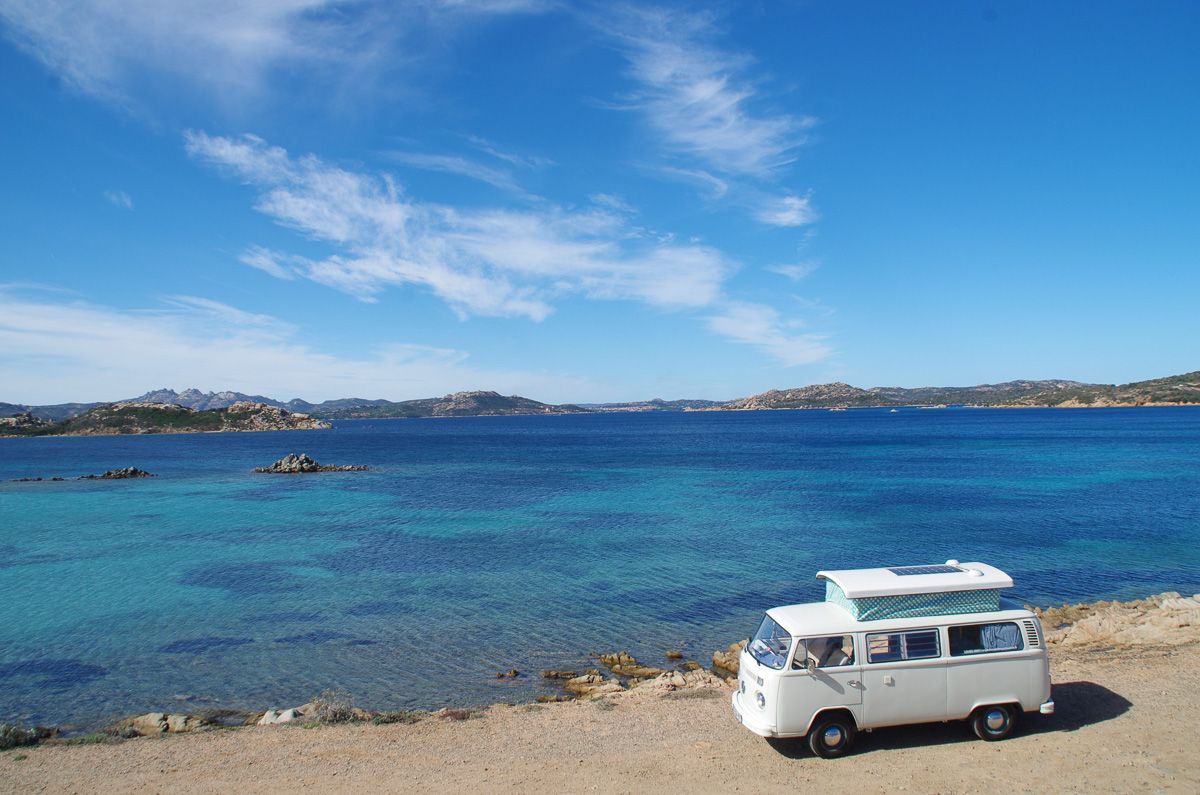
[{"xmin": 748, "ymin": 614, "xmax": 793, "ymax": 670}]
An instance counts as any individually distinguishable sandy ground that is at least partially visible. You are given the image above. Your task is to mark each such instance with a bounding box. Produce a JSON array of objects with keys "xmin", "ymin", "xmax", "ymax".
[{"xmin": 3, "ymin": 640, "xmax": 1197, "ymax": 794}]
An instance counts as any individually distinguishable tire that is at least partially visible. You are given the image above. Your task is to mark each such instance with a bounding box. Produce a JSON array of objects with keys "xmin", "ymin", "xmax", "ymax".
[
  {"xmin": 807, "ymin": 714, "xmax": 857, "ymax": 758},
  {"xmin": 971, "ymin": 704, "xmax": 1017, "ymax": 741}
]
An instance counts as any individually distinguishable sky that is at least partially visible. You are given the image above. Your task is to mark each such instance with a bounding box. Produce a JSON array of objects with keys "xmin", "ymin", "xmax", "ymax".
[{"xmin": 1, "ymin": 1, "xmax": 1197, "ymax": 404}]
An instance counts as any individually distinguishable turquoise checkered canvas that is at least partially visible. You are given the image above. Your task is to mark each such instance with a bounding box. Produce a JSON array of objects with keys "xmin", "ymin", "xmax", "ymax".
[{"xmin": 826, "ymin": 581, "xmax": 1000, "ymax": 620}]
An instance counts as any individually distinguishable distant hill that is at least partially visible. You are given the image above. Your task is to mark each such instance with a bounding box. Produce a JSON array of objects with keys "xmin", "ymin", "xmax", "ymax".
[
  {"xmin": 319, "ymin": 391, "xmax": 585, "ymax": 419},
  {"xmin": 712, "ymin": 374, "xmax": 1198, "ymax": 411},
  {"xmin": 577, "ymin": 398, "xmax": 726, "ymax": 411},
  {"xmin": 0, "ymin": 402, "xmax": 330, "ymax": 437},
  {"xmin": 866, "ymin": 380, "xmax": 1090, "ymax": 406},
  {"xmin": 0, "ymin": 401, "xmax": 106, "ymax": 422},
  {"xmin": 1003, "ymin": 371, "xmax": 1200, "ymax": 407},
  {"xmin": 717, "ymin": 382, "xmax": 890, "ymax": 410},
  {"xmin": 6, "ymin": 372, "xmax": 1196, "ymax": 425}
]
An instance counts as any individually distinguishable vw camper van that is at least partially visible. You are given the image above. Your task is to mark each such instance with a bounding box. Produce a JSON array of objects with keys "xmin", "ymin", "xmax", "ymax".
[{"xmin": 731, "ymin": 561, "xmax": 1054, "ymax": 758}]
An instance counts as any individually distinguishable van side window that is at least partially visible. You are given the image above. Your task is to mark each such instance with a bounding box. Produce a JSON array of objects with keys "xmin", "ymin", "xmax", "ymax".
[
  {"xmin": 792, "ymin": 636, "xmax": 855, "ymax": 669},
  {"xmin": 948, "ymin": 622, "xmax": 1024, "ymax": 656},
  {"xmin": 866, "ymin": 629, "xmax": 940, "ymax": 663}
]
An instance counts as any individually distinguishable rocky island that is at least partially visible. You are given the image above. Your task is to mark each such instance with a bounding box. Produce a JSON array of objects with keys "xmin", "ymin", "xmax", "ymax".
[
  {"xmin": 253, "ymin": 453, "xmax": 368, "ymax": 473},
  {"xmin": 0, "ymin": 402, "xmax": 330, "ymax": 437}
]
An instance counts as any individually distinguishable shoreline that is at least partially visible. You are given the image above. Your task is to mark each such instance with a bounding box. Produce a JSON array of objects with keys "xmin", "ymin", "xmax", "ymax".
[
  {"xmin": 5, "ymin": 591, "xmax": 1197, "ymax": 741},
  {"xmin": 3, "ymin": 592, "xmax": 1198, "ymax": 793}
]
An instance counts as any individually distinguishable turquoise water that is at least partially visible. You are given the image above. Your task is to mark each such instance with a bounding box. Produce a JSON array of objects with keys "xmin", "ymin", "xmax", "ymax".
[{"xmin": 1, "ymin": 407, "xmax": 1198, "ymax": 729}]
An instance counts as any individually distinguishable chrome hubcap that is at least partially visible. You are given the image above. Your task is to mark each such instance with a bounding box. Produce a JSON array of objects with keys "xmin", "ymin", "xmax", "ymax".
[
  {"xmin": 823, "ymin": 726, "xmax": 844, "ymax": 746},
  {"xmin": 985, "ymin": 709, "xmax": 1007, "ymax": 731}
]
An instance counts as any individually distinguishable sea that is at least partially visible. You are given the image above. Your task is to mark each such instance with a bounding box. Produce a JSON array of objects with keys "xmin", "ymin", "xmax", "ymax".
[{"xmin": 1, "ymin": 407, "xmax": 1198, "ymax": 730}]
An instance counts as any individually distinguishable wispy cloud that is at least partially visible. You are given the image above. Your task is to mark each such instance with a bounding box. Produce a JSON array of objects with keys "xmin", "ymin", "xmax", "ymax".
[
  {"xmin": 185, "ymin": 131, "xmax": 730, "ymax": 320},
  {"xmin": 0, "ymin": 287, "xmax": 600, "ymax": 404},
  {"xmin": 0, "ymin": 1, "xmax": 352, "ymax": 104},
  {"xmin": 597, "ymin": 5, "xmax": 808, "ymax": 178},
  {"xmin": 103, "ymin": 189, "xmax": 134, "ymax": 210},
  {"xmin": 705, "ymin": 301, "xmax": 831, "ymax": 367},
  {"xmin": 650, "ymin": 165, "xmax": 729, "ymax": 199},
  {"xmin": 385, "ymin": 150, "xmax": 527, "ymax": 195},
  {"xmin": 767, "ymin": 262, "xmax": 819, "ymax": 282},
  {"xmin": 0, "ymin": 0, "xmax": 550, "ymax": 109},
  {"xmin": 463, "ymin": 134, "xmax": 554, "ymax": 169},
  {"xmin": 754, "ymin": 193, "xmax": 817, "ymax": 227}
]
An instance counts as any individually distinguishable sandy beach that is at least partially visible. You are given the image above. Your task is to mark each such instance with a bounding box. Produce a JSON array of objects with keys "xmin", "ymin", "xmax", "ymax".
[{"xmin": 4, "ymin": 595, "xmax": 1199, "ymax": 794}]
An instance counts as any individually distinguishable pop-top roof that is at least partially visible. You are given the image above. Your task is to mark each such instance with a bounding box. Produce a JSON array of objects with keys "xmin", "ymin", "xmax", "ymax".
[{"xmin": 815, "ymin": 560, "xmax": 1013, "ymax": 599}]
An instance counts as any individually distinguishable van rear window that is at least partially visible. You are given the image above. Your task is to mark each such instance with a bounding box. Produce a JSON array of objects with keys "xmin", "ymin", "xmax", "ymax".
[
  {"xmin": 948, "ymin": 622, "xmax": 1023, "ymax": 656},
  {"xmin": 866, "ymin": 629, "xmax": 940, "ymax": 663}
]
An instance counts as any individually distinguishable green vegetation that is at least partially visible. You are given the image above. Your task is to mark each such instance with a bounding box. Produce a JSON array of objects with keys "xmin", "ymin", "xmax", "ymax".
[
  {"xmin": 0, "ymin": 724, "xmax": 53, "ymax": 750},
  {"xmin": 0, "ymin": 400, "xmax": 328, "ymax": 437}
]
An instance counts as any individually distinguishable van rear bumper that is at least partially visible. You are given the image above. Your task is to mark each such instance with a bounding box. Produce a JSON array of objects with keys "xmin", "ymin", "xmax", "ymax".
[
  {"xmin": 731, "ymin": 691, "xmax": 776, "ymax": 737},
  {"xmin": 1039, "ymin": 699, "xmax": 1055, "ymax": 715}
]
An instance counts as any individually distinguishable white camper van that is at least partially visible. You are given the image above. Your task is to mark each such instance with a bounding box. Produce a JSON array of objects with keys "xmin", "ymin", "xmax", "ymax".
[{"xmin": 731, "ymin": 561, "xmax": 1054, "ymax": 758}]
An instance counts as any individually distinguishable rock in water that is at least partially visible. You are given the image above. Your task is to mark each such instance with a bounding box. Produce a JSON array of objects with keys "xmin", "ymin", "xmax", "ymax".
[
  {"xmin": 79, "ymin": 467, "xmax": 155, "ymax": 480},
  {"xmin": 597, "ymin": 651, "xmax": 665, "ymax": 679},
  {"xmin": 253, "ymin": 453, "xmax": 368, "ymax": 473},
  {"xmin": 712, "ymin": 640, "xmax": 747, "ymax": 677}
]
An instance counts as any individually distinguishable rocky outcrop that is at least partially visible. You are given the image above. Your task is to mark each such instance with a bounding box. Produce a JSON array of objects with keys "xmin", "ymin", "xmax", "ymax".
[
  {"xmin": 563, "ymin": 670, "xmax": 625, "ymax": 700},
  {"xmin": 253, "ymin": 453, "xmax": 368, "ymax": 473},
  {"xmin": 597, "ymin": 651, "xmax": 665, "ymax": 679},
  {"xmin": 79, "ymin": 467, "xmax": 155, "ymax": 480},
  {"xmin": 625, "ymin": 668, "xmax": 728, "ymax": 695},
  {"xmin": 712, "ymin": 640, "xmax": 747, "ymax": 677},
  {"xmin": 540, "ymin": 670, "xmax": 578, "ymax": 680},
  {"xmin": 113, "ymin": 712, "xmax": 209, "ymax": 736},
  {"xmin": 0, "ymin": 411, "xmax": 51, "ymax": 434},
  {"xmin": 1035, "ymin": 592, "xmax": 1200, "ymax": 648}
]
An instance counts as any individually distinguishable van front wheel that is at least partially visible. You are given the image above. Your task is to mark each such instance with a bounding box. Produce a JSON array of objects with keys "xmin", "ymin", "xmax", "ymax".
[
  {"xmin": 971, "ymin": 704, "xmax": 1017, "ymax": 741},
  {"xmin": 807, "ymin": 714, "xmax": 856, "ymax": 758}
]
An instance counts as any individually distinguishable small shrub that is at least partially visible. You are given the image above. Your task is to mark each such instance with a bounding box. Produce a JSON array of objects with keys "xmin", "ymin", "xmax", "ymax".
[
  {"xmin": 0, "ymin": 724, "xmax": 53, "ymax": 751},
  {"xmin": 438, "ymin": 708, "xmax": 474, "ymax": 721},
  {"xmin": 371, "ymin": 711, "xmax": 424, "ymax": 725},
  {"xmin": 309, "ymin": 689, "xmax": 355, "ymax": 723},
  {"xmin": 13, "ymin": 754, "xmax": 27, "ymax": 761},
  {"xmin": 61, "ymin": 732, "xmax": 117, "ymax": 746}
]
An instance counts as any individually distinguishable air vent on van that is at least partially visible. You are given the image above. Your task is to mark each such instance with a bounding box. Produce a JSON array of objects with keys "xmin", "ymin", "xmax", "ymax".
[{"xmin": 1022, "ymin": 619, "xmax": 1040, "ymax": 648}]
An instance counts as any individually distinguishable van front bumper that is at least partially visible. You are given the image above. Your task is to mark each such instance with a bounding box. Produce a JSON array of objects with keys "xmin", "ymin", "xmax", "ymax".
[
  {"xmin": 1039, "ymin": 699, "xmax": 1055, "ymax": 715},
  {"xmin": 731, "ymin": 691, "xmax": 776, "ymax": 738}
]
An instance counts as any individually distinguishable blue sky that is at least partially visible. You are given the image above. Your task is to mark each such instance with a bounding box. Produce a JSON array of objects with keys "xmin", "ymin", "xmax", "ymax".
[{"xmin": 1, "ymin": 1, "xmax": 1196, "ymax": 404}]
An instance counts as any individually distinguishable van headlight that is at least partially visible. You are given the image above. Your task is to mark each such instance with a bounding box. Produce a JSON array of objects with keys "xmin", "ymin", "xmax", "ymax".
[{"xmin": 755, "ymin": 691, "xmax": 766, "ymax": 709}]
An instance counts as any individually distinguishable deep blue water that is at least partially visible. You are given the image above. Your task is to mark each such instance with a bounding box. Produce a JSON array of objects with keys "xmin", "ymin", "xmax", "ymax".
[{"xmin": 1, "ymin": 407, "xmax": 1198, "ymax": 729}]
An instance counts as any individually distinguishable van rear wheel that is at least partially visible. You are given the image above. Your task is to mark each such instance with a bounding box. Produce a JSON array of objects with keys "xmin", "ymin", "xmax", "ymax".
[
  {"xmin": 807, "ymin": 714, "xmax": 856, "ymax": 758},
  {"xmin": 971, "ymin": 704, "xmax": 1017, "ymax": 741}
]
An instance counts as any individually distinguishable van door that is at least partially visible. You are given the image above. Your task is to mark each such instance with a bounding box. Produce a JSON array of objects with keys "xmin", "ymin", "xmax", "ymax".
[
  {"xmin": 776, "ymin": 635, "xmax": 864, "ymax": 736},
  {"xmin": 860, "ymin": 628, "xmax": 947, "ymax": 728}
]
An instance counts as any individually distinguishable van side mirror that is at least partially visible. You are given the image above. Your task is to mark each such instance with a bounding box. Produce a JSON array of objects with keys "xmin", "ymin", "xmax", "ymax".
[{"xmin": 806, "ymin": 657, "xmax": 817, "ymax": 674}]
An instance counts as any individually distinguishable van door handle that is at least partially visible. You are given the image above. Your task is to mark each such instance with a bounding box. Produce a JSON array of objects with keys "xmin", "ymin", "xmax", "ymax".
[{"xmin": 848, "ymin": 680, "xmax": 862, "ymax": 688}]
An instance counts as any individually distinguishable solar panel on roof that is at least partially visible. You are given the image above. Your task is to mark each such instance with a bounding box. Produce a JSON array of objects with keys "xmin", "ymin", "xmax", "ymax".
[{"xmin": 888, "ymin": 565, "xmax": 963, "ymax": 576}]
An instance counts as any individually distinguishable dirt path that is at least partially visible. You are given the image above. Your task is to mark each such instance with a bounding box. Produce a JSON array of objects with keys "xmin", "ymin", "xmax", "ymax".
[{"xmin": 3, "ymin": 643, "xmax": 1197, "ymax": 794}]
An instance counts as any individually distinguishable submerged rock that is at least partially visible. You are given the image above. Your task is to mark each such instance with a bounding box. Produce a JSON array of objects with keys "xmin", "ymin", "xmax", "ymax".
[
  {"xmin": 495, "ymin": 669, "xmax": 521, "ymax": 678},
  {"xmin": 540, "ymin": 669, "xmax": 578, "ymax": 679},
  {"xmin": 253, "ymin": 453, "xmax": 368, "ymax": 474}
]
